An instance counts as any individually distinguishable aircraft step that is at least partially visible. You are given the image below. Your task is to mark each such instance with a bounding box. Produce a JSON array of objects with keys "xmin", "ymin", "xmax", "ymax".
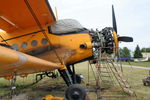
[
  {"xmin": 100, "ymin": 67, "xmax": 113, "ymax": 69},
  {"xmin": 100, "ymin": 75, "xmax": 111, "ymax": 77},
  {"xmin": 123, "ymin": 88, "xmax": 135, "ymax": 96},
  {"xmin": 119, "ymin": 82, "xmax": 130, "ymax": 88},
  {"xmin": 117, "ymin": 78, "xmax": 129, "ymax": 83},
  {"xmin": 102, "ymin": 80, "xmax": 113, "ymax": 83},
  {"xmin": 100, "ymin": 71, "xmax": 110, "ymax": 73}
]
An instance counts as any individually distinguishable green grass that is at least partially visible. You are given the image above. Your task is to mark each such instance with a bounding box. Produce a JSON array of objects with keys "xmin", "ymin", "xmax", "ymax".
[
  {"xmin": 121, "ymin": 61, "xmax": 150, "ymax": 67},
  {"xmin": 121, "ymin": 66, "xmax": 150, "ymax": 100},
  {"xmin": 76, "ymin": 62, "xmax": 150, "ymax": 100},
  {"xmin": 0, "ymin": 62, "xmax": 150, "ymax": 100}
]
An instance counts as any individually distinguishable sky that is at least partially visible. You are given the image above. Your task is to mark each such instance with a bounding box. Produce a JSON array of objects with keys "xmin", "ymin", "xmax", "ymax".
[{"xmin": 48, "ymin": 0, "xmax": 150, "ymax": 51}]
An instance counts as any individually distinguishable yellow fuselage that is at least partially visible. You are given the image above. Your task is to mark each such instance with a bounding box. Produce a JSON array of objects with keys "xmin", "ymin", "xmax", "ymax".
[{"xmin": 0, "ymin": 26, "xmax": 93, "ymax": 65}]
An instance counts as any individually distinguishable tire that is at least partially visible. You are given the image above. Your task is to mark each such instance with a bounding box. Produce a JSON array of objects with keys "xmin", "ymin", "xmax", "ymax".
[{"xmin": 65, "ymin": 84, "xmax": 86, "ymax": 100}]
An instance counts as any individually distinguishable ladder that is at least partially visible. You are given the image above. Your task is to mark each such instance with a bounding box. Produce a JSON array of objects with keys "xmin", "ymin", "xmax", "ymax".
[
  {"xmin": 98, "ymin": 61, "xmax": 114, "ymax": 88},
  {"xmin": 95, "ymin": 58, "xmax": 137, "ymax": 99},
  {"xmin": 106, "ymin": 59, "xmax": 137, "ymax": 96}
]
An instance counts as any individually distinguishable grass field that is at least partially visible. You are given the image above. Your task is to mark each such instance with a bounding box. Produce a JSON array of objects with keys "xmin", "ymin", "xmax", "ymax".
[
  {"xmin": 121, "ymin": 66, "xmax": 150, "ymax": 100},
  {"xmin": 0, "ymin": 62, "xmax": 150, "ymax": 100},
  {"xmin": 121, "ymin": 61, "xmax": 150, "ymax": 67}
]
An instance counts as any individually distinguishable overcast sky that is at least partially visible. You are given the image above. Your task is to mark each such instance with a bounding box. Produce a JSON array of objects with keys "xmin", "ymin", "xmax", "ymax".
[{"xmin": 49, "ymin": 0, "xmax": 150, "ymax": 51}]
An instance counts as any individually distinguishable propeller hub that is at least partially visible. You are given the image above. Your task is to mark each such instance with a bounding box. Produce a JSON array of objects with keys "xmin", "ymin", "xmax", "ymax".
[{"xmin": 112, "ymin": 30, "xmax": 119, "ymax": 53}]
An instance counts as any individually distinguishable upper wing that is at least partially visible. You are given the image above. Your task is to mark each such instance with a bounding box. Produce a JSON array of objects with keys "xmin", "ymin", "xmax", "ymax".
[
  {"xmin": 0, "ymin": 45, "xmax": 60, "ymax": 78},
  {"xmin": 0, "ymin": 0, "xmax": 56, "ymax": 33}
]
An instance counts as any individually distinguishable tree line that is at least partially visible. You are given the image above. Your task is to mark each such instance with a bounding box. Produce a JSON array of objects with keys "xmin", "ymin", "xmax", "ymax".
[
  {"xmin": 119, "ymin": 45, "xmax": 149, "ymax": 59},
  {"xmin": 141, "ymin": 48, "xmax": 150, "ymax": 52}
]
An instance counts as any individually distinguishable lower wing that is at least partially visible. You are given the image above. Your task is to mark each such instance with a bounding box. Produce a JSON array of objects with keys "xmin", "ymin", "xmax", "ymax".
[{"xmin": 0, "ymin": 46, "xmax": 60, "ymax": 79}]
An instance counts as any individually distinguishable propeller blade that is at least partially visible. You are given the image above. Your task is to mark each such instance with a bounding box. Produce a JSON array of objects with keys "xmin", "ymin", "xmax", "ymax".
[
  {"xmin": 118, "ymin": 36, "xmax": 133, "ymax": 42},
  {"xmin": 112, "ymin": 5, "xmax": 117, "ymax": 33}
]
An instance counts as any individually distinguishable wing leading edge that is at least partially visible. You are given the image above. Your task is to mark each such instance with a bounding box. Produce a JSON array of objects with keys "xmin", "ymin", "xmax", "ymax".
[{"xmin": 0, "ymin": 0, "xmax": 56, "ymax": 33}]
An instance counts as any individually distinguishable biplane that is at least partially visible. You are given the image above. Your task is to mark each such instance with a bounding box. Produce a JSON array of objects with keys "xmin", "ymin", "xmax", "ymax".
[{"xmin": 0, "ymin": 0, "xmax": 133, "ymax": 100}]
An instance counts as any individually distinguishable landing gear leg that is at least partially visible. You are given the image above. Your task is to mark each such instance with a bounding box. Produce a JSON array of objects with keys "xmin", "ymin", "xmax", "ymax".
[
  {"xmin": 67, "ymin": 65, "xmax": 82, "ymax": 84},
  {"xmin": 72, "ymin": 65, "xmax": 77, "ymax": 84},
  {"xmin": 58, "ymin": 69, "xmax": 73, "ymax": 86},
  {"xmin": 67, "ymin": 65, "xmax": 76, "ymax": 84},
  {"xmin": 58, "ymin": 65, "xmax": 86, "ymax": 100}
]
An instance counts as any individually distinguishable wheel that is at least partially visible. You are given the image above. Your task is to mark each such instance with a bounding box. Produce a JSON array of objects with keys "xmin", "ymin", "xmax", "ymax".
[{"xmin": 65, "ymin": 84, "xmax": 86, "ymax": 100}]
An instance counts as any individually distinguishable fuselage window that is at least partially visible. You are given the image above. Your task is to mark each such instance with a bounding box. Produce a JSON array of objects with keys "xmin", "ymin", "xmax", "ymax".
[
  {"xmin": 12, "ymin": 44, "xmax": 19, "ymax": 50},
  {"xmin": 21, "ymin": 42, "xmax": 27, "ymax": 48},
  {"xmin": 41, "ymin": 38, "xmax": 48, "ymax": 45},
  {"xmin": 31, "ymin": 40, "xmax": 38, "ymax": 46}
]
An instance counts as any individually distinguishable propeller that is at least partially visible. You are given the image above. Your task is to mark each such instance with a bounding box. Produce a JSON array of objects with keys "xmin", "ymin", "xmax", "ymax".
[
  {"xmin": 118, "ymin": 36, "xmax": 133, "ymax": 42},
  {"xmin": 112, "ymin": 5, "xmax": 117, "ymax": 33},
  {"xmin": 112, "ymin": 5, "xmax": 133, "ymax": 72},
  {"xmin": 112, "ymin": 5, "xmax": 133, "ymax": 42}
]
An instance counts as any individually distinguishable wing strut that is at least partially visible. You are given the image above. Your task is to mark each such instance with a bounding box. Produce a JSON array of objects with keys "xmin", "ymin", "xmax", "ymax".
[{"xmin": 24, "ymin": 0, "xmax": 63, "ymax": 64}]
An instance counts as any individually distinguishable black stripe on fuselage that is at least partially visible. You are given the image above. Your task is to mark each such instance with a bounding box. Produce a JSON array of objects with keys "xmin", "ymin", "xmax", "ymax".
[{"xmin": 1, "ymin": 30, "xmax": 45, "ymax": 42}]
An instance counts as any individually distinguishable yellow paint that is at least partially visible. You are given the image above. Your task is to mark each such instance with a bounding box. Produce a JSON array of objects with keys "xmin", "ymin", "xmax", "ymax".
[
  {"xmin": 112, "ymin": 31, "xmax": 118, "ymax": 53},
  {"xmin": 0, "ymin": 46, "xmax": 60, "ymax": 77},
  {"xmin": 0, "ymin": 0, "xmax": 55, "ymax": 32},
  {"xmin": 45, "ymin": 95, "xmax": 64, "ymax": 100},
  {"xmin": 0, "ymin": 26, "xmax": 92, "ymax": 64},
  {"xmin": 85, "ymin": 42, "xmax": 93, "ymax": 49},
  {"xmin": 0, "ymin": 26, "xmax": 93, "ymax": 77},
  {"xmin": 59, "ymin": 64, "xmax": 67, "ymax": 70},
  {"xmin": 0, "ymin": 0, "xmax": 93, "ymax": 78}
]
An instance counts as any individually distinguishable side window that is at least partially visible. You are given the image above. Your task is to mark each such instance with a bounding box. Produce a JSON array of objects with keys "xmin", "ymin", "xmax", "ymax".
[
  {"xmin": 21, "ymin": 42, "xmax": 28, "ymax": 48},
  {"xmin": 12, "ymin": 44, "xmax": 19, "ymax": 50},
  {"xmin": 41, "ymin": 38, "xmax": 48, "ymax": 45},
  {"xmin": 31, "ymin": 40, "xmax": 38, "ymax": 46}
]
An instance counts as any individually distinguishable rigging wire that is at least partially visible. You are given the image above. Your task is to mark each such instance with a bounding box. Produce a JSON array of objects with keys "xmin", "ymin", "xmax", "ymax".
[{"xmin": 0, "ymin": 35, "xmax": 9, "ymax": 45}]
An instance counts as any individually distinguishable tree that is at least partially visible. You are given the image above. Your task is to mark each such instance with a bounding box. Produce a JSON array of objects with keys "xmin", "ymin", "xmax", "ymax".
[
  {"xmin": 118, "ymin": 48, "xmax": 123, "ymax": 57},
  {"xmin": 122, "ymin": 47, "xmax": 131, "ymax": 57},
  {"xmin": 117, "ymin": 47, "xmax": 131, "ymax": 61},
  {"xmin": 134, "ymin": 45, "xmax": 143, "ymax": 58},
  {"xmin": 141, "ymin": 47, "xmax": 150, "ymax": 52},
  {"xmin": 118, "ymin": 47, "xmax": 131, "ymax": 57}
]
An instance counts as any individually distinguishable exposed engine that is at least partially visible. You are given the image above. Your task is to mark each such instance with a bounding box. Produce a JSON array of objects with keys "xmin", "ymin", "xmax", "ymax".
[{"xmin": 90, "ymin": 27, "xmax": 115, "ymax": 59}]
